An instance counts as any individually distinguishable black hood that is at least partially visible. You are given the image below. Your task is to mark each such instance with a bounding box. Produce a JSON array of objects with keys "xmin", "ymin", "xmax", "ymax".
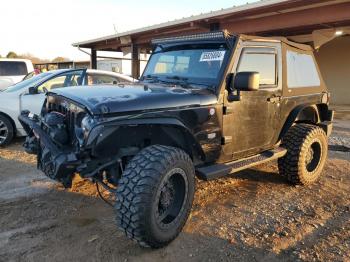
[{"xmin": 49, "ymin": 83, "xmax": 218, "ymax": 115}]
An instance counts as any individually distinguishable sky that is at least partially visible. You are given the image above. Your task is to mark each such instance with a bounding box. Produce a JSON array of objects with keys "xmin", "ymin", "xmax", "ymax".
[{"xmin": 0, "ymin": 0, "xmax": 258, "ymax": 60}]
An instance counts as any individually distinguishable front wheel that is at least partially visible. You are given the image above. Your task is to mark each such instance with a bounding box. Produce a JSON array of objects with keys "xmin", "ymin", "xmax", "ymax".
[
  {"xmin": 115, "ymin": 145, "xmax": 195, "ymax": 248},
  {"xmin": 278, "ymin": 124, "xmax": 328, "ymax": 185},
  {"xmin": 0, "ymin": 115, "xmax": 14, "ymax": 147}
]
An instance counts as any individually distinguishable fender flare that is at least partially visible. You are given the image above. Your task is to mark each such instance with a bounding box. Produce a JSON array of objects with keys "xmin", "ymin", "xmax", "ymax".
[
  {"xmin": 87, "ymin": 117, "xmax": 206, "ymax": 160},
  {"xmin": 278, "ymin": 104, "xmax": 320, "ymax": 141}
]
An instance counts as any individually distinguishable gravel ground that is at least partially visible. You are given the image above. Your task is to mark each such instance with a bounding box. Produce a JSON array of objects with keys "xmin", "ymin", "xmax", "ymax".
[
  {"xmin": 0, "ymin": 111, "xmax": 349, "ymax": 262},
  {"xmin": 328, "ymin": 109, "xmax": 350, "ymax": 160}
]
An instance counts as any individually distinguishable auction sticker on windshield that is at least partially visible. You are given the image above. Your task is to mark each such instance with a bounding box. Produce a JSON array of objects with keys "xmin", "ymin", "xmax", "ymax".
[{"xmin": 200, "ymin": 51, "xmax": 226, "ymax": 62}]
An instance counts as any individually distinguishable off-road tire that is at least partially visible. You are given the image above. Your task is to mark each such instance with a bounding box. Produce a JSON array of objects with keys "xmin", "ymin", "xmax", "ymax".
[
  {"xmin": 0, "ymin": 115, "xmax": 14, "ymax": 147},
  {"xmin": 278, "ymin": 124, "xmax": 328, "ymax": 185},
  {"xmin": 115, "ymin": 145, "xmax": 195, "ymax": 248}
]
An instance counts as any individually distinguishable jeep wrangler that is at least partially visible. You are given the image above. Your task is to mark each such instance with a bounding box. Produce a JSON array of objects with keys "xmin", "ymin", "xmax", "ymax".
[{"xmin": 19, "ymin": 31, "xmax": 333, "ymax": 248}]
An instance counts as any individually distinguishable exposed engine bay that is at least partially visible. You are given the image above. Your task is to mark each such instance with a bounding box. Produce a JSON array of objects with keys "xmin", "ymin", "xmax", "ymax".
[
  {"xmin": 19, "ymin": 98, "xmax": 140, "ymax": 189},
  {"xmin": 42, "ymin": 111, "xmax": 69, "ymax": 146}
]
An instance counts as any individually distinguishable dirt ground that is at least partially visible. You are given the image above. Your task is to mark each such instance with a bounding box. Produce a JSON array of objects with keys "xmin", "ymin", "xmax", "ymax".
[{"xmin": 1, "ymin": 110, "xmax": 350, "ymax": 262}]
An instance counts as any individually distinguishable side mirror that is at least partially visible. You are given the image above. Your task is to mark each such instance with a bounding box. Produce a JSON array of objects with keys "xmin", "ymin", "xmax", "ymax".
[
  {"xmin": 28, "ymin": 86, "xmax": 37, "ymax": 95},
  {"xmin": 234, "ymin": 72, "xmax": 260, "ymax": 91}
]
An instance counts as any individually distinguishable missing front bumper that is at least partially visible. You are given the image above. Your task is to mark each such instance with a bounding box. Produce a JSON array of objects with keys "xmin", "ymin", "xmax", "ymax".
[{"xmin": 19, "ymin": 113, "xmax": 79, "ymax": 188}]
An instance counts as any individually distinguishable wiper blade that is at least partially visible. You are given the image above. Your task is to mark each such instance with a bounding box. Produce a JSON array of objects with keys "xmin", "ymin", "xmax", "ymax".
[
  {"xmin": 142, "ymin": 74, "xmax": 169, "ymax": 84},
  {"xmin": 164, "ymin": 76, "xmax": 193, "ymax": 89},
  {"xmin": 142, "ymin": 75, "xmax": 216, "ymax": 92},
  {"xmin": 142, "ymin": 74, "xmax": 159, "ymax": 81},
  {"xmin": 141, "ymin": 75, "xmax": 172, "ymax": 85},
  {"xmin": 166, "ymin": 75, "xmax": 188, "ymax": 81},
  {"xmin": 185, "ymin": 82, "xmax": 217, "ymax": 93},
  {"xmin": 164, "ymin": 76, "xmax": 216, "ymax": 92}
]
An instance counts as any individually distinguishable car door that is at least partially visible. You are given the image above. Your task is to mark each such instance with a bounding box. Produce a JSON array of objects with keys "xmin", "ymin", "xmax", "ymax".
[
  {"xmin": 20, "ymin": 69, "xmax": 86, "ymax": 115},
  {"xmin": 222, "ymin": 42, "xmax": 283, "ymax": 160}
]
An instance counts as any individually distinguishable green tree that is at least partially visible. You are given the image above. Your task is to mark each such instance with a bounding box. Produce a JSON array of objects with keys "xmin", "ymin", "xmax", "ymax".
[{"xmin": 6, "ymin": 51, "xmax": 18, "ymax": 58}]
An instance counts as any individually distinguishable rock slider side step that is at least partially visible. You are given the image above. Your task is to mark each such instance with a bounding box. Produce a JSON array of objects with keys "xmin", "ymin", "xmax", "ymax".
[{"xmin": 196, "ymin": 147, "xmax": 287, "ymax": 181}]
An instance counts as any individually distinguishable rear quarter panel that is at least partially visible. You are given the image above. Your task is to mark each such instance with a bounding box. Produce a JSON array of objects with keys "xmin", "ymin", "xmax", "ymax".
[{"xmin": 277, "ymin": 42, "xmax": 328, "ymax": 141}]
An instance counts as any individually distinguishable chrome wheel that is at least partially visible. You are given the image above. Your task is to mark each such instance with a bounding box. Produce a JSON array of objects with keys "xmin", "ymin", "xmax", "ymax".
[{"xmin": 0, "ymin": 119, "xmax": 9, "ymax": 144}]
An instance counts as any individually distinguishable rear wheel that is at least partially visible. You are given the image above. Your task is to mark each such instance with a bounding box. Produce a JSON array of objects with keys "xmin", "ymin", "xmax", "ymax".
[
  {"xmin": 115, "ymin": 145, "xmax": 195, "ymax": 248},
  {"xmin": 0, "ymin": 115, "xmax": 14, "ymax": 147},
  {"xmin": 278, "ymin": 124, "xmax": 328, "ymax": 185}
]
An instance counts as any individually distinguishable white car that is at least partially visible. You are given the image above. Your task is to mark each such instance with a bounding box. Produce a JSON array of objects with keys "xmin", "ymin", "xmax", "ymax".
[
  {"xmin": 0, "ymin": 68, "xmax": 136, "ymax": 146},
  {"xmin": 0, "ymin": 59, "xmax": 34, "ymax": 90}
]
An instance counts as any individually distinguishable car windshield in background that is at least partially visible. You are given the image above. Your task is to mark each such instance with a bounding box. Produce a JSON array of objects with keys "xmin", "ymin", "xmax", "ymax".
[
  {"xmin": 0, "ymin": 61, "xmax": 27, "ymax": 76},
  {"xmin": 142, "ymin": 44, "xmax": 229, "ymax": 88},
  {"xmin": 3, "ymin": 72, "xmax": 52, "ymax": 93}
]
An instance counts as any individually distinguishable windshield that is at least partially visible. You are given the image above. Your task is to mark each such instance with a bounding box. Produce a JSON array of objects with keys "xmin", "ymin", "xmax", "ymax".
[
  {"xmin": 2, "ymin": 72, "xmax": 52, "ymax": 93},
  {"xmin": 141, "ymin": 43, "xmax": 229, "ymax": 88}
]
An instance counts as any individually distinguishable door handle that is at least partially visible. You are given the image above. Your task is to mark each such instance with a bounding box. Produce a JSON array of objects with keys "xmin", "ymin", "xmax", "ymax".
[{"xmin": 267, "ymin": 96, "xmax": 281, "ymax": 103}]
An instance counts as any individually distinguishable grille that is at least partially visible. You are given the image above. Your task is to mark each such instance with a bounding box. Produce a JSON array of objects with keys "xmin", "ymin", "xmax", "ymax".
[{"xmin": 47, "ymin": 102, "xmax": 76, "ymax": 139}]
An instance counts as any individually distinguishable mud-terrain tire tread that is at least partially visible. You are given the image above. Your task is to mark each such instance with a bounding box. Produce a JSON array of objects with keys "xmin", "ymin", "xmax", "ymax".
[
  {"xmin": 115, "ymin": 145, "xmax": 195, "ymax": 248},
  {"xmin": 0, "ymin": 115, "xmax": 14, "ymax": 147},
  {"xmin": 278, "ymin": 123, "xmax": 328, "ymax": 185}
]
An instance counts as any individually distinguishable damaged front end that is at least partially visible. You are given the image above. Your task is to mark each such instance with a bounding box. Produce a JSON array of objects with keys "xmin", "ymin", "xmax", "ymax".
[
  {"xmin": 18, "ymin": 93, "xmax": 103, "ymax": 188},
  {"xmin": 19, "ymin": 90, "xmax": 207, "ymax": 190},
  {"xmin": 19, "ymin": 94, "xmax": 139, "ymax": 189},
  {"xmin": 19, "ymin": 110, "xmax": 82, "ymax": 188}
]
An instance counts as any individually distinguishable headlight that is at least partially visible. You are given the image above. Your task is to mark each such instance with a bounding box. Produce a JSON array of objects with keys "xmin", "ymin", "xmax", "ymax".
[
  {"xmin": 75, "ymin": 115, "xmax": 95, "ymax": 146},
  {"xmin": 81, "ymin": 115, "xmax": 95, "ymax": 133}
]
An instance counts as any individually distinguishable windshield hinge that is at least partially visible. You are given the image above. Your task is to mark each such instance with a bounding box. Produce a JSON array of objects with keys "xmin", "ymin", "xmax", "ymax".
[
  {"xmin": 223, "ymin": 106, "xmax": 234, "ymax": 115},
  {"xmin": 221, "ymin": 136, "xmax": 233, "ymax": 145}
]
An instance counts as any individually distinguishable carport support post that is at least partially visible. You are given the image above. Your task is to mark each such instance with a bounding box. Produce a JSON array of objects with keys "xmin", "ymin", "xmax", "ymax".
[
  {"xmin": 90, "ymin": 49, "xmax": 97, "ymax": 69},
  {"xmin": 131, "ymin": 44, "xmax": 140, "ymax": 79}
]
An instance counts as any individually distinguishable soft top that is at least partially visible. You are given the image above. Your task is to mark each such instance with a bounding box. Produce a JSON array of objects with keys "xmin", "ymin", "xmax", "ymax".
[{"xmin": 240, "ymin": 34, "xmax": 313, "ymax": 51}]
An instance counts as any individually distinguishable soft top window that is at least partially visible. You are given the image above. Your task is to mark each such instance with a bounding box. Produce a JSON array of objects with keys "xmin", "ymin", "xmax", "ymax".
[
  {"xmin": 237, "ymin": 47, "xmax": 277, "ymax": 87},
  {"xmin": 287, "ymin": 50, "xmax": 320, "ymax": 88}
]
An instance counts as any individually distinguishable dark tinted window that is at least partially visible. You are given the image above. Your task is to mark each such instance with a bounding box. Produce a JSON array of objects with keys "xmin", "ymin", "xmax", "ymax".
[
  {"xmin": 237, "ymin": 48, "xmax": 277, "ymax": 86},
  {"xmin": 0, "ymin": 61, "xmax": 28, "ymax": 76}
]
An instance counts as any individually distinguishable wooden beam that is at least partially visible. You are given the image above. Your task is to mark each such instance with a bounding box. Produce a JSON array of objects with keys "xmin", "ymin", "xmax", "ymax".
[
  {"xmin": 78, "ymin": 0, "xmax": 350, "ymax": 51},
  {"xmin": 262, "ymin": 19, "xmax": 350, "ymax": 36},
  {"xmin": 221, "ymin": 2, "xmax": 350, "ymax": 34},
  {"xmin": 93, "ymin": 39, "xmax": 120, "ymax": 50},
  {"xmin": 90, "ymin": 49, "xmax": 97, "ymax": 69},
  {"xmin": 131, "ymin": 44, "xmax": 140, "ymax": 79}
]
